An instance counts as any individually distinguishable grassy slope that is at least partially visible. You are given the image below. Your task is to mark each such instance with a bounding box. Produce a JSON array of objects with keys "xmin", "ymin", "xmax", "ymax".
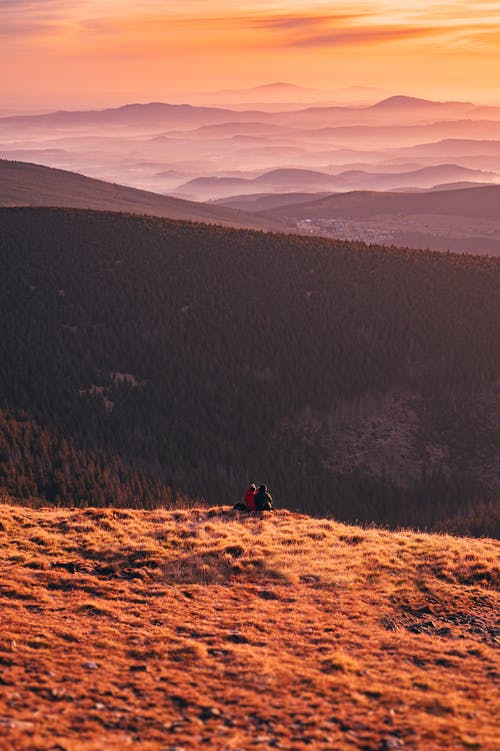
[
  {"xmin": 0, "ymin": 503, "xmax": 498, "ymax": 751},
  {"xmin": 0, "ymin": 160, "xmax": 283, "ymax": 232}
]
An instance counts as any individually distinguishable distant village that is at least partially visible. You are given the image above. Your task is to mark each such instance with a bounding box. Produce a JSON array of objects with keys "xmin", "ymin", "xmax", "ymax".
[{"xmin": 296, "ymin": 215, "xmax": 500, "ymax": 252}]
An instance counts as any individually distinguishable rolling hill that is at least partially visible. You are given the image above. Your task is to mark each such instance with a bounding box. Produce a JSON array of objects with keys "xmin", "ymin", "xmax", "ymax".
[
  {"xmin": 400, "ymin": 138, "xmax": 500, "ymax": 157},
  {"xmin": 263, "ymin": 184, "xmax": 500, "ymax": 221},
  {"xmin": 259, "ymin": 184, "xmax": 500, "ymax": 255},
  {"xmin": 213, "ymin": 183, "xmax": 492, "ymax": 213},
  {"xmin": 212, "ymin": 191, "xmax": 331, "ymax": 212},
  {"xmin": 0, "ymin": 102, "xmax": 267, "ymax": 129},
  {"xmin": 0, "ymin": 207, "xmax": 498, "ymax": 535},
  {"xmin": 0, "ymin": 502, "xmax": 498, "ymax": 751},
  {"xmin": 258, "ymin": 182, "xmax": 500, "ymax": 256},
  {"xmin": 0, "ymin": 160, "xmax": 282, "ymax": 231}
]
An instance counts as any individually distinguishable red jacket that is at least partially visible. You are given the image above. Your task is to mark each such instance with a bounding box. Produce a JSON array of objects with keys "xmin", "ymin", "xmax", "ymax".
[{"xmin": 244, "ymin": 487, "xmax": 256, "ymax": 511}]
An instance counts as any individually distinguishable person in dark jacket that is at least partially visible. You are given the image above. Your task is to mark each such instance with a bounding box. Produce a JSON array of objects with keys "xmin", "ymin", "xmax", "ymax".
[{"xmin": 254, "ymin": 484, "xmax": 273, "ymax": 511}]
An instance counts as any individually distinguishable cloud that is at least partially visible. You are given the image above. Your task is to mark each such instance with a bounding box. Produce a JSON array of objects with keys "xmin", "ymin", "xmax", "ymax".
[
  {"xmin": 241, "ymin": 5, "xmax": 500, "ymax": 50},
  {"xmin": 3, "ymin": 0, "xmax": 500, "ymax": 55},
  {"xmin": 250, "ymin": 14, "xmax": 368, "ymax": 32},
  {"xmin": 289, "ymin": 25, "xmax": 445, "ymax": 48},
  {"xmin": 0, "ymin": 0, "xmax": 81, "ymax": 38}
]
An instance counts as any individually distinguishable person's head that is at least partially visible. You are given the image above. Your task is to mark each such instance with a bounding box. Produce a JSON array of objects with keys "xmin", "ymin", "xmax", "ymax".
[
  {"xmin": 250, "ymin": 484, "xmax": 256, "ymax": 491},
  {"xmin": 258, "ymin": 484, "xmax": 266, "ymax": 492}
]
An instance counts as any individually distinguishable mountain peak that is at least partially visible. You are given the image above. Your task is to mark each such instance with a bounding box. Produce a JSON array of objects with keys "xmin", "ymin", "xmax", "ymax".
[
  {"xmin": 372, "ymin": 95, "xmax": 436, "ymax": 108},
  {"xmin": 371, "ymin": 95, "xmax": 474, "ymax": 110},
  {"xmin": 255, "ymin": 82, "xmax": 303, "ymax": 90}
]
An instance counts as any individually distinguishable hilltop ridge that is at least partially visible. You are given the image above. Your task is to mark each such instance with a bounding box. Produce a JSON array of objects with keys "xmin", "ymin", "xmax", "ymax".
[
  {"xmin": 0, "ymin": 160, "xmax": 282, "ymax": 232},
  {"xmin": 0, "ymin": 503, "xmax": 498, "ymax": 750}
]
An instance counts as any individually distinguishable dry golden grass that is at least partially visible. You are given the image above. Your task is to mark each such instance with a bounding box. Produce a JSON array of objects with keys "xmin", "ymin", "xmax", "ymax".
[{"xmin": 0, "ymin": 503, "xmax": 498, "ymax": 751}]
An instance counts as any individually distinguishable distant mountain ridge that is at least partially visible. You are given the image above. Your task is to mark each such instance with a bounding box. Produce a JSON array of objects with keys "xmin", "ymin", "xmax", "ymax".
[
  {"xmin": 371, "ymin": 95, "xmax": 473, "ymax": 109},
  {"xmin": 0, "ymin": 102, "xmax": 266, "ymax": 128},
  {"xmin": 2, "ymin": 95, "xmax": 499, "ymax": 130},
  {"xmin": 176, "ymin": 164, "xmax": 496, "ymax": 200}
]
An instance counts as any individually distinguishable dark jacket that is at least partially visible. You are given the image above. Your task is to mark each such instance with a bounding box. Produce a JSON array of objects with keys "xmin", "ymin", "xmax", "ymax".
[{"xmin": 254, "ymin": 489, "xmax": 273, "ymax": 511}]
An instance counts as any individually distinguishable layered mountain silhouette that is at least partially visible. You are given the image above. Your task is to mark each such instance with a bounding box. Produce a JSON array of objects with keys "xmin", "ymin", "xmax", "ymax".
[
  {"xmin": 176, "ymin": 164, "xmax": 496, "ymax": 200},
  {"xmin": 2, "ymin": 96, "xmax": 499, "ymax": 131},
  {"xmin": 2, "ymin": 93, "xmax": 500, "ymax": 202},
  {"xmin": 0, "ymin": 102, "xmax": 268, "ymax": 129}
]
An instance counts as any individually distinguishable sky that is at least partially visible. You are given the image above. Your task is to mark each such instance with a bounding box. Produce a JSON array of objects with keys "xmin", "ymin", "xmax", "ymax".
[{"xmin": 2, "ymin": 0, "xmax": 500, "ymax": 110}]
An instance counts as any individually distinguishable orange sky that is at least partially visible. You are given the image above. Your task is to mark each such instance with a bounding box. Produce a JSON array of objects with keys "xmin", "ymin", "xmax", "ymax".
[{"xmin": 2, "ymin": 1, "xmax": 500, "ymax": 110}]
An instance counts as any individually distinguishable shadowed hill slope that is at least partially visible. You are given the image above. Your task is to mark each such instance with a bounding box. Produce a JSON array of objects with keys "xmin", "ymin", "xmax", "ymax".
[
  {"xmin": 0, "ymin": 160, "xmax": 283, "ymax": 232},
  {"xmin": 261, "ymin": 185, "xmax": 500, "ymax": 255},
  {"xmin": 263, "ymin": 184, "xmax": 500, "ymax": 222},
  {"xmin": 0, "ymin": 503, "xmax": 498, "ymax": 751},
  {"xmin": 0, "ymin": 207, "xmax": 499, "ymax": 534}
]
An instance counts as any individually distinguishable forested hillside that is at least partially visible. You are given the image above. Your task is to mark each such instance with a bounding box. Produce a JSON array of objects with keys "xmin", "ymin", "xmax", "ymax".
[{"xmin": 1, "ymin": 207, "xmax": 499, "ymax": 534}]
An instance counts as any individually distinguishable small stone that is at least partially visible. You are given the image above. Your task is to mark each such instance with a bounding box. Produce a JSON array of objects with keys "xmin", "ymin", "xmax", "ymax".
[
  {"xmin": 83, "ymin": 661, "xmax": 98, "ymax": 670},
  {"xmin": 199, "ymin": 706, "xmax": 222, "ymax": 721},
  {"xmin": 408, "ymin": 624, "xmax": 423, "ymax": 634},
  {"xmin": 225, "ymin": 545, "xmax": 244, "ymax": 558},
  {"xmin": 227, "ymin": 632, "xmax": 248, "ymax": 644},
  {"xmin": 170, "ymin": 695, "xmax": 190, "ymax": 709},
  {"xmin": 436, "ymin": 627, "xmax": 452, "ymax": 637},
  {"xmin": 382, "ymin": 736, "xmax": 405, "ymax": 749},
  {"xmin": 258, "ymin": 590, "xmax": 279, "ymax": 600}
]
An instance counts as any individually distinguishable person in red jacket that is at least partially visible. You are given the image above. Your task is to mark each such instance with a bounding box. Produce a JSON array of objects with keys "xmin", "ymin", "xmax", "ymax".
[{"xmin": 244, "ymin": 483, "xmax": 256, "ymax": 511}]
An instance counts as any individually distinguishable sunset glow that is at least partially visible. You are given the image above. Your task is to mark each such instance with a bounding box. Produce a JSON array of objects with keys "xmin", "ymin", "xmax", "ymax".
[{"xmin": 2, "ymin": 1, "xmax": 500, "ymax": 109}]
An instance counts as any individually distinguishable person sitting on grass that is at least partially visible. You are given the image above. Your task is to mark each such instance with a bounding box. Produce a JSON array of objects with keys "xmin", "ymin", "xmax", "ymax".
[
  {"xmin": 233, "ymin": 483, "xmax": 256, "ymax": 512},
  {"xmin": 254, "ymin": 484, "xmax": 273, "ymax": 511},
  {"xmin": 244, "ymin": 483, "xmax": 256, "ymax": 511}
]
